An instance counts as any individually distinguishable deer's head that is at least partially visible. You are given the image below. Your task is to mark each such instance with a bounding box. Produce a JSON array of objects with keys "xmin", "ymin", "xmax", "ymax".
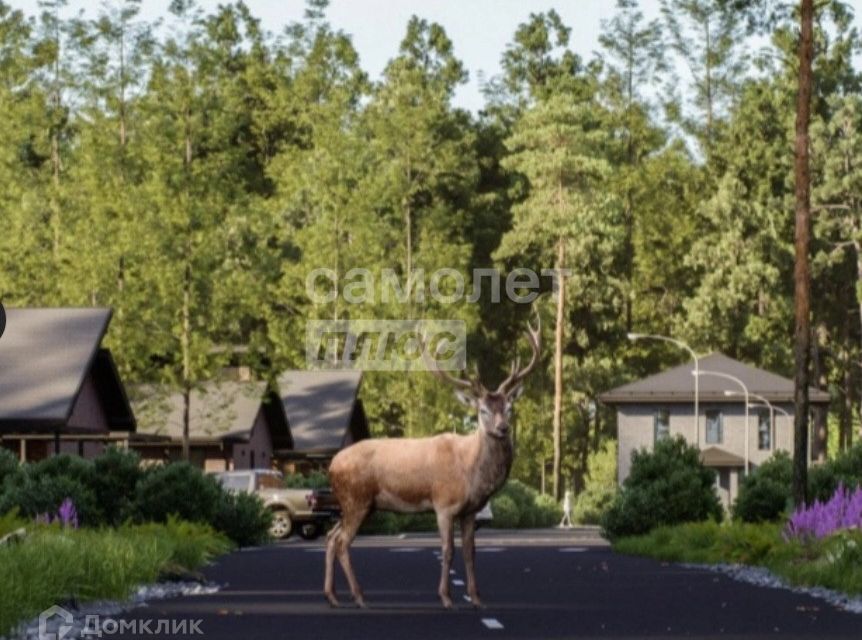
[{"xmin": 425, "ymin": 314, "xmax": 541, "ymax": 439}]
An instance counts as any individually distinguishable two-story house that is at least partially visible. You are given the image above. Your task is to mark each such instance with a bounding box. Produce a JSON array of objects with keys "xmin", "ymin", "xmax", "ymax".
[{"xmin": 599, "ymin": 353, "xmax": 830, "ymax": 510}]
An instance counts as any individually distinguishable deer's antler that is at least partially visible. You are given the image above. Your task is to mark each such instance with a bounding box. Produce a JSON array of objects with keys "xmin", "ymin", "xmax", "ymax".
[
  {"xmin": 420, "ymin": 332, "xmax": 484, "ymax": 396},
  {"xmin": 496, "ymin": 310, "xmax": 541, "ymax": 396}
]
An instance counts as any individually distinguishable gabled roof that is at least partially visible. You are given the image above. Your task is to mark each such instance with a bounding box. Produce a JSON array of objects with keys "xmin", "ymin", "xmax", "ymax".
[
  {"xmin": 599, "ymin": 352, "xmax": 830, "ymax": 405},
  {"xmin": 0, "ymin": 308, "xmax": 135, "ymax": 431},
  {"xmin": 132, "ymin": 382, "xmax": 290, "ymax": 448},
  {"xmin": 278, "ymin": 370, "xmax": 363, "ymax": 453}
]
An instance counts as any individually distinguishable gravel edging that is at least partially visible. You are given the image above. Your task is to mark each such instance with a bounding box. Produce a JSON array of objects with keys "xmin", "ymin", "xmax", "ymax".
[
  {"xmin": 8, "ymin": 581, "xmax": 220, "ymax": 640},
  {"xmin": 682, "ymin": 562, "xmax": 862, "ymax": 614}
]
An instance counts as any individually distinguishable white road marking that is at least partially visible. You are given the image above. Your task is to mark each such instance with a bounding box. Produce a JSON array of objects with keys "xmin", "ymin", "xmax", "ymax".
[
  {"xmin": 559, "ymin": 547, "xmax": 587, "ymax": 553},
  {"xmin": 390, "ymin": 547, "xmax": 422, "ymax": 553},
  {"xmin": 477, "ymin": 547, "xmax": 504, "ymax": 553},
  {"xmin": 449, "ymin": 569, "xmax": 456, "ymax": 575},
  {"xmin": 304, "ymin": 548, "xmax": 326, "ymax": 553},
  {"xmin": 452, "ymin": 579, "xmax": 464, "ymax": 586},
  {"xmin": 463, "ymin": 594, "xmax": 472, "ymax": 602},
  {"xmin": 482, "ymin": 618, "xmax": 504, "ymax": 629}
]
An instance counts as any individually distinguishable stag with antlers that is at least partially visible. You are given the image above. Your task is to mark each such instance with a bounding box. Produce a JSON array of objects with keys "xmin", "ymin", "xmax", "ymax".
[{"xmin": 323, "ymin": 315, "xmax": 541, "ymax": 609}]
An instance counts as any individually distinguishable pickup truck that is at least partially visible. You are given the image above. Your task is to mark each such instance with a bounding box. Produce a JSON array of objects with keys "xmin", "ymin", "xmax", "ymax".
[{"xmin": 211, "ymin": 469, "xmax": 332, "ymax": 540}]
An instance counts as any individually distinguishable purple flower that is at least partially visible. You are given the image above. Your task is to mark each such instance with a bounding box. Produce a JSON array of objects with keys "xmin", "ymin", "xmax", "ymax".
[
  {"xmin": 34, "ymin": 498, "xmax": 79, "ymax": 529},
  {"xmin": 784, "ymin": 483, "xmax": 862, "ymax": 541}
]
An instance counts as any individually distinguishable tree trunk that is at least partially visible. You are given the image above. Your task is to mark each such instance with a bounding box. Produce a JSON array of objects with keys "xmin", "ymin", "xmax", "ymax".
[
  {"xmin": 181, "ymin": 260, "xmax": 192, "ymax": 462},
  {"xmin": 552, "ymin": 238, "xmax": 566, "ymax": 501},
  {"xmin": 792, "ymin": 0, "xmax": 814, "ymax": 507}
]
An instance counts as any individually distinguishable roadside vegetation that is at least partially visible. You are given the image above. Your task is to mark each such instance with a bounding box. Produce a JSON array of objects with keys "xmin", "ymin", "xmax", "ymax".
[
  {"xmin": 0, "ymin": 448, "xmax": 272, "ymax": 635},
  {"xmin": 0, "ymin": 513, "xmax": 231, "ymax": 637},
  {"xmin": 608, "ymin": 442, "xmax": 862, "ymax": 597}
]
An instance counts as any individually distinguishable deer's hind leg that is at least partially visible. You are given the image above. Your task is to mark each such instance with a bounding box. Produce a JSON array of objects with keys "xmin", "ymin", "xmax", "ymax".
[
  {"xmin": 324, "ymin": 521, "xmax": 343, "ymax": 606},
  {"xmin": 334, "ymin": 504, "xmax": 371, "ymax": 608}
]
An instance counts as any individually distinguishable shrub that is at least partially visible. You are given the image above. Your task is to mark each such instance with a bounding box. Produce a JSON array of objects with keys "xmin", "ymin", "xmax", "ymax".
[
  {"xmin": 92, "ymin": 447, "xmax": 143, "ymax": 525},
  {"xmin": 0, "ymin": 449, "xmax": 20, "ymax": 488},
  {"xmin": 133, "ymin": 462, "xmax": 222, "ymax": 524},
  {"xmin": 733, "ymin": 451, "xmax": 793, "ymax": 523},
  {"xmin": 573, "ymin": 441, "xmax": 618, "ymax": 524},
  {"xmin": 212, "ymin": 490, "xmax": 272, "ymax": 547},
  {"xmin": 489, "ymin": 495, "xmax": 519, "ymax": 528},
  {"xmin": 600, "ymin": 437, "xmax": 723, "ymax": 540},
  {"xmin": 809, "ymin": 443, "xmax": 862, "ymax": 502},
  {"xmin": 284, "ymin": 470, "xmax": 329, "ymax": 489},
  {"xmin": 0, "ymin": 470, "xmax": 101, "ymax": 525}
]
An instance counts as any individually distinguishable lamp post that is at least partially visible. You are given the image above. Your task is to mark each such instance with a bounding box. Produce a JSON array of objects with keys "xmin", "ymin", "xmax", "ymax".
[
  {"xmin": 628, "ymin": 333, "xmax": 699, "ymax": 446},
  {"xmin": 725, "ymin": 391, "xmax": 790, "ymax": 456},
  {"xmin": 695, "ymin": 370, "xmax": 751, "ymax": 476}
]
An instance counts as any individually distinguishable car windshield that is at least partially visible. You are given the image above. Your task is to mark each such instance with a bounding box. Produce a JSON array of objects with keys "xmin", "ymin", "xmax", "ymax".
[
  {"xmin": 256, "ymin": 473, "xmax": 283, "ymax": 490},
  {"xmin": 218, "ymin": 474, "xmax": 251, "ymax": 492}
]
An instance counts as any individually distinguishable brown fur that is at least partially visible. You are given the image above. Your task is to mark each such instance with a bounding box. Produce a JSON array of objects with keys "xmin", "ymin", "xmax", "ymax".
[{"xmin": 324, "ymin": 397, "xmax": 514, "ymax": 609}]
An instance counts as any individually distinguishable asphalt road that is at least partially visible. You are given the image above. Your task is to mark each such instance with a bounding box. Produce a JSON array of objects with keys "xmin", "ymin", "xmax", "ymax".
[{"xmin": 116, "ymin": 528, "xmax": 860, "ymax": 640}]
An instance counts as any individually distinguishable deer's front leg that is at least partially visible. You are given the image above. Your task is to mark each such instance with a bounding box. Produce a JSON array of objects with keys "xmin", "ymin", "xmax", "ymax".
[
  {"xmin": 460, "ymin": 512, "xmax": 482, "ymax": 607},
  {"xmin": 435, "ymin": 510, "xmax": 455, "ymax": 609}
]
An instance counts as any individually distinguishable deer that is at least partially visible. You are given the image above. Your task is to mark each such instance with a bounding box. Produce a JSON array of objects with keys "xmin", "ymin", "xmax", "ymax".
[{"xmin": 323, "ymin": 315, "xmax": 541, "ymax": 609}]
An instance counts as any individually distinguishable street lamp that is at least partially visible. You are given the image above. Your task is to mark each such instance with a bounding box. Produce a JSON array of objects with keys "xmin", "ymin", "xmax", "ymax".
[
  {"xmin": 725, "ymin": 390, "xmax": 789, "ymax": 456},
  {"xmin": 695, "ymin": 369, "xmax": 751, "ymax": 476},
  {"xmin": 628, "ymin": 333, "xmax": 699, "ymax": 446}
]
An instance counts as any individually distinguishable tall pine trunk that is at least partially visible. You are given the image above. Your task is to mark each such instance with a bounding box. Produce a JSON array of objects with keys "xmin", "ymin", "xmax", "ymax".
[
  {"xmin": 792, "ymin": 0, "xmax": 814, "ymax": 507},
  {"xmin": 552, "ymin": 238, "xmax": 566, "ymax": 501}
]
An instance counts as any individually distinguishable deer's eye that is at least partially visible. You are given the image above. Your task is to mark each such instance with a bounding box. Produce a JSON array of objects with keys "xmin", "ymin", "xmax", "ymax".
[
  {"xmin": 506, "ymin": 405, "xmax": 513, "ymax": 417},
  {"xmin": 479, "ymin": 407, "xmax": 491, "ymax": 418}
]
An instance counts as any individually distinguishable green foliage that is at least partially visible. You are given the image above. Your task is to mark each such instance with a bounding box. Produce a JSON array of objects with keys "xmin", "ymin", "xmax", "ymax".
[
  {"xmin": 491, "ymin": 480, "xmax": 561, "ymax": 528},
  {"xmin": 808, "ymin": 443, "xmax": 862, "ymax": 502},
  {"xmin": 92, "ymin": 447, "xmax": 144, "ymax": 526},
  {"xmin": 733, "ymin": 451, "xmax": 793, "ymax": 523},
  {"xmin": 283, "ymin": 470, "xmax": 329, "ymax": 489},
  {"xmin": 489, "ymin": 495, "xmax": 520, "ymax": 528},
  {"xmin": 614, "ymin": 521, "xmax": 862, "ymax": 596},
  {"xmin": 133, "ymin": 462, "xmax": 222, "ymax": 525},
  {"xmin": 0, "ymin": 449, "xmax": 20, "ymax": 487},
  {"xmin": 573, "ymin": 441, "xmax": 618, "ymax": 524},
  {"xmin": 601, "ymin": 437, "xmax": 723, "ymax": 539},
  {"xmin": 212, "ymin": 491, "xmax": 272, "ymax": 548},
  {"xmin": 0, "ymin": 520, "xmax": 231, "ymax": 637}
]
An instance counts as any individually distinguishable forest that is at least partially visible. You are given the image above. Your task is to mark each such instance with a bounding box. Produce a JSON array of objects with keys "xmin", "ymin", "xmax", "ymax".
[{"xmin": 0, "ymin": 0, "xmax": 860, "ymax": 499}]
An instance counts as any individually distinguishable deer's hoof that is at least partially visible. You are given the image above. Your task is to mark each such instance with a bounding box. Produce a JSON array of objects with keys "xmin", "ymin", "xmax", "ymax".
[
  {"xmin": 354, "ymin": 598, "xmax": 368, "ymax": 609},
  {"xmin": 440, "ymin": 596, "xmax": 454, "ymax": 609},
  {"xmin": 325, "ymin": 593, "xmax": 340, "ymax": 608}
]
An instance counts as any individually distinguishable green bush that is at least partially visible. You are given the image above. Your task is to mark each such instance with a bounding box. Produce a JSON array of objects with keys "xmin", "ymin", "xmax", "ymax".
[
  {"xmin": 601, "ymin": 437, "xmax": 723, "ymax": 540},
  {"xmin": 809, "ymin": 443, "xmax": 862, "ymax": 502},
  {"xmin": 573, "ymin": 441, "xmax": 618, "ymax": 524},
  {"xmin": 0, "ymin": 449, "xmax": 20, "ymax": 488},
  {"xmin": 92, "ymin": 447, "xmax": 143, "ymax": 526},
  {"xmin": 133, "ymin": 462, "xmax": 222, "ymax": 525},
  {"xmin": 733, "ymin": 451, "xmax": 793, "ymax": 523},
  {"xmin": 212, "ymin": 490, "xmax": 272, "ymax": 547},
  {"xmin": 283, "ymin": 470, "xmax": 329, "ymax": 489},
  {"xmin": 490, "ymin": 495, "xmax": 520, "ymax": 528},
  {"xmin": 0, "ymin": 470, "xmax": 101, "ymax": 525}
]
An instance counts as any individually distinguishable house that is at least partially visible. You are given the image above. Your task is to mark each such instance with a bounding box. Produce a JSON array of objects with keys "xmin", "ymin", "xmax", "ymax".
[
  {"xmin": 276, "ymin": 370, "xmax": 369, "ymax": 472},
  {"xmin": 0, "ymin": 308, "xmax": 136, "ymax": 461},
  {"xmin": 599, "ymin": 353, "xmax": 830, "ymax": 510},
  {"xmin": 130, "ymin": 382, "xmax": 291, "ymax": 472}
]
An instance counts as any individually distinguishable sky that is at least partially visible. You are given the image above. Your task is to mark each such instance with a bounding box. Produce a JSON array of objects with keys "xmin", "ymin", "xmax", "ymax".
[{"xmin": 8, "ymin": 0, "xmax": 666, "ymax": 112}]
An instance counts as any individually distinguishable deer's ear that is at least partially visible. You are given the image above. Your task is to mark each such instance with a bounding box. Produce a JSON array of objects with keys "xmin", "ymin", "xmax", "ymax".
[
  {"xmin": 454, "ymin": 389, "xmax": 476, "ymax": 407},
  {"xmin": 508, "ymin": 383, "xmax": 525, "ymax": 402}
]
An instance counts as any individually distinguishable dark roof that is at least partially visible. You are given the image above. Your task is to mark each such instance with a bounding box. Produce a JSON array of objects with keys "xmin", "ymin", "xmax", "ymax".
[
  {"xmin": 599, "ymin": 352, "xmax": 830, "ymax": 405},
  {"xmin": 278, "ymin": 370, "xmax": 363, "ymax": 453},
  {"xmin": 132, "ymin": 382, "xmax": 291, "ymax": 448},
  {"xmin": 700, "ymin": 446, "xmax": 746, "ymax": 468},
  {"xmin": 0, "ymin": 308, "xmax": 135, "ymax": 431}
]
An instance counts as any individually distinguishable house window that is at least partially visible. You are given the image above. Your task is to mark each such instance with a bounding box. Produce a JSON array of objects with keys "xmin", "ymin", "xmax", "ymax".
[
  {"xmin": 705, "ymin": 409, "xmax": 723, "ymax": 444},
  {"xmin": 654, "ymin": 408, "xmax": 671, "ymax": 443},
  {"xmin": 758, "ymin": 410, "xmax": 772, "ymax": 450}
]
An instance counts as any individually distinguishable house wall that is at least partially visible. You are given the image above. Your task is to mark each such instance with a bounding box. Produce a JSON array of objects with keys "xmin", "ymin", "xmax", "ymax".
[
  {"xmin": 616, "ymin": 402, "xmax": 800, "ymax": 485},
  {"xmin": 67, "ymin": 372, "xmax": 110, "ymax": 432},
  {"xmin": 231, "ymin": 409, "xmax": 274, "ymax": 470}
]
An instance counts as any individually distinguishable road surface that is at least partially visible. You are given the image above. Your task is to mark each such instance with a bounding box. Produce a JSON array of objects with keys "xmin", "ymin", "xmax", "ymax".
[{"xmin": 117, "ymin": 528, "xmax": 859, "ymax": 639}]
